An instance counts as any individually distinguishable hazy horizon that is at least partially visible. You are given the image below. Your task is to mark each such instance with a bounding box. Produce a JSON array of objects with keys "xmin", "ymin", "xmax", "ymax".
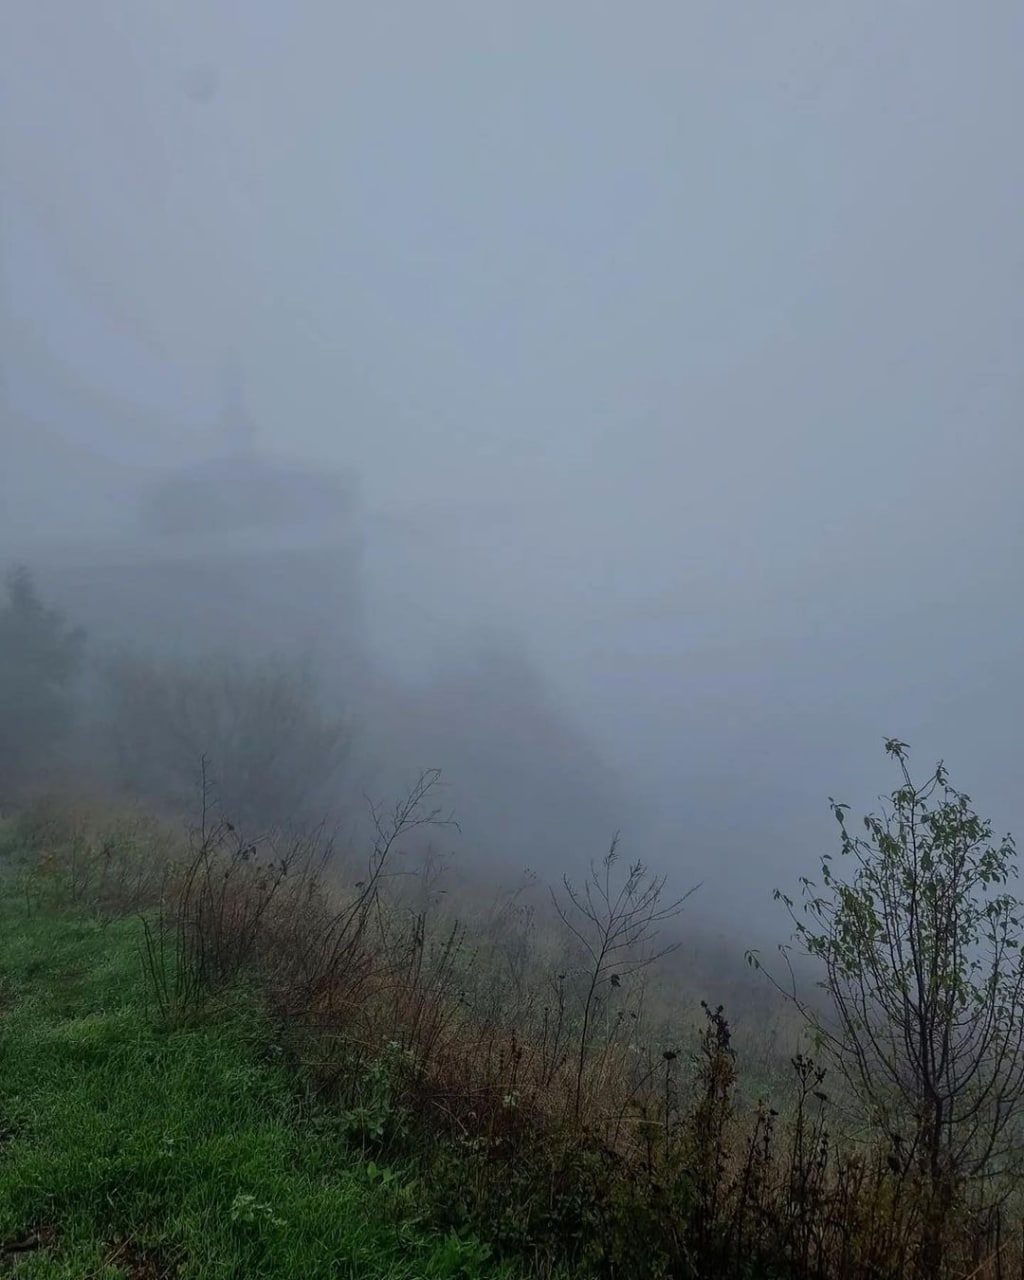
[{"xmin": 3, "ymin": 1, "xmax": 1022, "ymax": 929}]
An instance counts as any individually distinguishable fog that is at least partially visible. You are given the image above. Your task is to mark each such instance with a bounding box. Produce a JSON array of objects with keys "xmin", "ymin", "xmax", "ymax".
[{"xmin": 3, "ymin": 2, "xmax": 1023, "ymax": 933}]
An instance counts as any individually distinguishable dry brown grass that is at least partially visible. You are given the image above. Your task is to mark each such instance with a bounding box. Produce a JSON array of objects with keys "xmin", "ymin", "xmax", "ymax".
[{"xmin": 10, "ymin": 788, "xmax": 1024, "ymax": 1280}]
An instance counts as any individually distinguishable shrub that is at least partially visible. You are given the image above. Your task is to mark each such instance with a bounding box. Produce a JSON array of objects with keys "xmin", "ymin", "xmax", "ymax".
[{"xmin": 102, "ymin": 651, "xmax": 352, "ymax": 832}]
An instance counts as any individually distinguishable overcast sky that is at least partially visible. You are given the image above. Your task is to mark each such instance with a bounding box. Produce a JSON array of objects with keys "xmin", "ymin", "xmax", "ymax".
[{"xmin": 3, "ymin": 1, "xmax": 1022, "ymax": 925}]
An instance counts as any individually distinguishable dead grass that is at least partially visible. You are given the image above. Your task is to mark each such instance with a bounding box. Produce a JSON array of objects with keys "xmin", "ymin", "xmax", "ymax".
[{"xmin": 10, "ymin": 789, "xmax": 1024, "ymax": 1280}]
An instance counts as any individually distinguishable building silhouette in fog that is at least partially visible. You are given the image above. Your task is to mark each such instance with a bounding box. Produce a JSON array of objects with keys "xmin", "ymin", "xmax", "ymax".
[{"xmin": 29, "ymin": 370, "xmax": 363, "ymax": 681}]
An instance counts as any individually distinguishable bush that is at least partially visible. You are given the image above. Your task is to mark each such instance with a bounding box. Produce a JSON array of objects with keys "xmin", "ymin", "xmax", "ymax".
[{"xmin": 103, "ymin": 651, "xmax": 352, "ymax": 832}]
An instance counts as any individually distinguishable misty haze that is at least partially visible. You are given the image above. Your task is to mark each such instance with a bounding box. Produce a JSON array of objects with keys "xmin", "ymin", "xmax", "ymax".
[{"xmin": 1, "ymin": 4, "xmax": 1023, "ymax": 1278}]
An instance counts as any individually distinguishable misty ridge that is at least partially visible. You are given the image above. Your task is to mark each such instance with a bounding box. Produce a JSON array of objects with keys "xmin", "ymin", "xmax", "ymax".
[
  {"xmin": 0, "ymin": 418, "xmax": 698, "ymax": 962},
  {"xmin": 2, "ymin": 4, "xmax": 1024, "ymax": 1276},
  {"xmin": 3, "ymin": 412, "xmax": 632, "ymax": 865}
]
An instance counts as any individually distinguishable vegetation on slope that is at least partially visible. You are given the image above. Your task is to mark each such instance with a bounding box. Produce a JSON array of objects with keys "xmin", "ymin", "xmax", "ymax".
[
  {"xmin": 4, "ymin": 574, "xmax": 1024, "ymax": 1277},
  {"xmin": 3, "ymin": 761, "xmax": 1023, "ymax": 1280},
  {"xmin": 0, "ymin": 897, "xmax": 542, "ymax": 1279}
]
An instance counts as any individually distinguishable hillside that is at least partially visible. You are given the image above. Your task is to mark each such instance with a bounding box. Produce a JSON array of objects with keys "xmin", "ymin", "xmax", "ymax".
[{"xmin": 0, "ymin": 871, "xmax": 551, "ymax": 1279}]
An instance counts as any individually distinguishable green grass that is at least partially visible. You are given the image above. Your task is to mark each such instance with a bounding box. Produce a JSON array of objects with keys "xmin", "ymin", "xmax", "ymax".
[{"xmin": 0, "ymin": 898, "xmax": 542, "ymax": 1279}]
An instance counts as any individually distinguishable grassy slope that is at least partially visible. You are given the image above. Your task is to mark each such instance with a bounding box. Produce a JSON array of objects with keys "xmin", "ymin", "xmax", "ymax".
[{"xmin": 0, "ymin": 899, "xmax": 543, "ymax": 1279}]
